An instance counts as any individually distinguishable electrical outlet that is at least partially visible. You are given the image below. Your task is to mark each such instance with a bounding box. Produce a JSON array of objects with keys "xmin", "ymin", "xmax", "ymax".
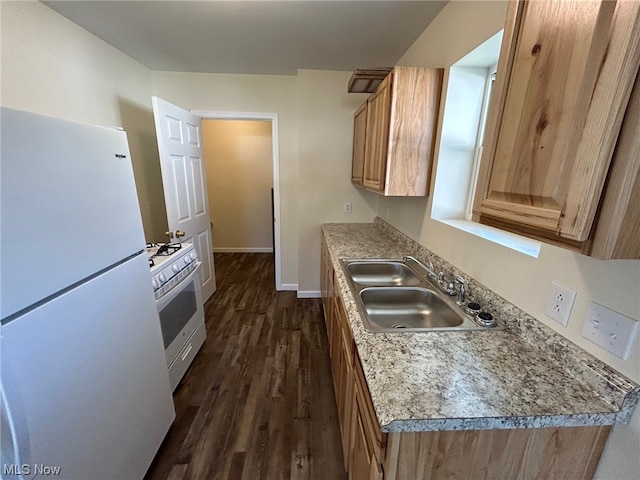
[
  {"xmin": 544, "ymin": 282, "xmax": 576, "ymax": 326},
  {"xmin": 581, "ymin": 302, "xmax": 638, "ymax": 360},
  {"xmin": 343, "ymin": 202, "xmax": 352, "ymax": 214}
]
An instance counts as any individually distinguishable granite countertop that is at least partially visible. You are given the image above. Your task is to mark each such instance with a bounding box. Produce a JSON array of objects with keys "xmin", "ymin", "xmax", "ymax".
[{"xmin": 322, "ymin": 220, "xmax": 639, "ymax": 432}]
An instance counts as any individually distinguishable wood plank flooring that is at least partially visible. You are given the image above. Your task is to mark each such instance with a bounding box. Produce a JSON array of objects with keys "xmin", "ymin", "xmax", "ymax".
[{"xmin": 145, "ymin": 253, "xmax": 347, "ymax": 480}]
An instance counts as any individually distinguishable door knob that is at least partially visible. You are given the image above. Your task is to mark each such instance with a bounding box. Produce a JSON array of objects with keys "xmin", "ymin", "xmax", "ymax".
[
  {"xmin": 175, "ymin": 230, "xmax": 186, "ymax": 238},
  {"xmin": 165, "ymin": 231, "xmax": 174, "ymax": 239}
]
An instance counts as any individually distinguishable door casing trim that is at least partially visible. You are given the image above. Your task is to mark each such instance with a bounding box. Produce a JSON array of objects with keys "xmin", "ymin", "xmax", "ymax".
[{"xmin": 191, "ymin": 110, "xmax": 285, "ymax": 291}]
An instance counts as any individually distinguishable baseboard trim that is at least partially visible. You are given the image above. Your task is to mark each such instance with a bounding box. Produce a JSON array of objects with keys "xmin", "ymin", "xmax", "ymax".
[
  {"xmin": 279, "ymin": 283, "xmax": 298, "ymax": 292},
  {"xmin": 213, "ymin": 247, "xmax": 274, "ymax": 253},
  {"xmin": 297, "ymin": 290, "xmax": 321, "ymax": 299}
]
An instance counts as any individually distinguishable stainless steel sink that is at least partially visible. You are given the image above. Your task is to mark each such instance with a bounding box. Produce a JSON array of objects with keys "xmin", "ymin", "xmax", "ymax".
[
  {"xmin": 360, "ymin": 287, "xmax": 463, "ymax": 330},
  {"xmin": 346, "ymin": 260, "xmax": 422, "ymax": 286},
  {"xmin": 341, "ymin": 258, "xmax": 501, "ymax": 333}
]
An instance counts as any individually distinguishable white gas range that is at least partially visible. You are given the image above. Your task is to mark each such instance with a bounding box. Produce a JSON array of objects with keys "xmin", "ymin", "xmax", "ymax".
[{"xmin": 146, "ymin": 242, "xmax": 207, "ymax": 391}]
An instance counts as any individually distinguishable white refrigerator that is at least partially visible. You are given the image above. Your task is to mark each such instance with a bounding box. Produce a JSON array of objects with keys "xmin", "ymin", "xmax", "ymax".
[{"xmin": 0, "ymin": 107, "xmax": 175, "ymax": 479}]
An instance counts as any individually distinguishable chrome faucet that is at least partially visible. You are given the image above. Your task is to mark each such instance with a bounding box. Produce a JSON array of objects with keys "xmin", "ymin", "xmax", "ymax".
[
  {"xmin": 454, "ymin": 276, "xmax": 466, "ymax": 305},
  {"xmin": 426, "ymin": 261, "xmax": 438, "ymax": 281},
  {"xmin": 404, "ymin": 256, "xmax": 438, "ymax": 281}
]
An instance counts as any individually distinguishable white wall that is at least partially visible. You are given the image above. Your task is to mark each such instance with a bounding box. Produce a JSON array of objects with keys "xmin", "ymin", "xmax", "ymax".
[
  {"xmin": 150, "ymin": 71, "xmax": 300, "ymax": 287},
  {"xmin": 151, "ymin": 69, "xmax": 378, "ymax": 293},
  {"xmin": 202, "ymin": 119, "xmax": 274, "ymax": 252},
  {"xmin": 387, "ymin": 2, "xmax": 640, "ymax": 479},
  {"xmin": 296, "ymin": 69, "xmax": 379, "ymax": 296},
  {"xmin": 0, "ymin": 0, "xmax": 167, "ymax": 241}
]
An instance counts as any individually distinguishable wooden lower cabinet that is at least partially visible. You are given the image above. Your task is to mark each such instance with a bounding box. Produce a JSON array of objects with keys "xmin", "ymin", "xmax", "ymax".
[
  {"xmin": 331, "ymin": 296, "xmax": 353, "ymax": 432},
  {"xmin": 349, "ymin": 352, "xmax": 386, "ymax": 480},
  {"xmin": 383, "ymin": 426, "xmax": 611, "ymax": 480},
  {"xmin": 337, "ymin": 301, "xmax": 354, "ymax": 469},
  {"xmin": 320, "ymin": 239, "xmax": 610, "ymax": 479},
  {"xmin": 321, "ymin": 238, "xmax": 335, "ymax": 356},
  {"xmin": 350, "ymin": 393, "xmax": 383, "ymax": 480}
]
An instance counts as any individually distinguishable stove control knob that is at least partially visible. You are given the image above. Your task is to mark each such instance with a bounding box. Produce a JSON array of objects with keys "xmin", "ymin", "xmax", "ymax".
[
  {"xmin": 159, "ymin": 273, "xmax": 167, "ymax": 283},
  {"xmin": 190, "ymin": 252, "xmax": 197, "ymax": 261},
  {"xmin": 184, "ymin": 256, "xmax": 191, "ymax": 264},
  {"xmin": 172, "ymin": 264, "xmax": 180, "ymax": 273},
  {"xmin": 152, "ymin": 278, "xmax": 160, "ymax": 289}
]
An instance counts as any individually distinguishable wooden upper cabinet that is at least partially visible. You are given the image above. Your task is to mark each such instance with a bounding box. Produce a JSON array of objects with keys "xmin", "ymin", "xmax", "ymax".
[
  {"xmin": 474, "ymin": 0, "xmax": 640, "ymax": 246},
  {"xmin": 352, "ymin": 66, "xmax": 443, "ymax": 196},
  {"xmin": 588, "ymin": 70, "xmax": 640, "ymax": 259},
  {"xmin": 351, "ymin": 101, "xmax": 368, "ymax": 186},
  {"xmin": 363, "ymin": 74, "xmax": 392, "ymax": 192}
]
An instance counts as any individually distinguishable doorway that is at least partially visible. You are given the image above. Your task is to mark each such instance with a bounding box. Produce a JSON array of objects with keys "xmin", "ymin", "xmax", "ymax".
[{"xmin": 194, "ymin": 111, "xmax": 283, "ymax": 290}]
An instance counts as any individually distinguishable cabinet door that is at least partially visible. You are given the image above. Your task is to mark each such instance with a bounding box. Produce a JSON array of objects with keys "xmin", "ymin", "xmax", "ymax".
[
  {"xmin": 349, "ymin": 391, "xmax": 378, "ymax": 480},
  {"xmin": 385, "ymin": 66, "xmax": 443, "ymax": 197},
  {"xmin": 321, "ymin": 240, "xmax": 335, "ymax": 353},
  {"xmin": 337, "ymin": 301, "xmax": 354, "ymax": 469},
  {"xmin": 330, "ymin": 297, "xmax": 342, "ymax": 395},
  {"xmin": 352, "ymin": 101, "xmax": 367, "ymax": 185},
  {"xmin": 349, "ymin": 353, "xmax": 386, "ymax": 480},
  {"xmin": 363, "ymin": 74, "xmax": 392, "ymax": 192},
  {"xmin": 474, "ymin": 0, "xmax": 640, "ymax": 241}
]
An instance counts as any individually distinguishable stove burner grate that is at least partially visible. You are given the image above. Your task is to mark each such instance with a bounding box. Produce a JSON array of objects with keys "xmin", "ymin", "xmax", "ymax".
[
  {"xmin": 155, "ymin": 242, "xmax": 182, "ymax": 256},
  {"xmin": 146, "ymin": 242, "xmax": 183, "ymax": 268}
]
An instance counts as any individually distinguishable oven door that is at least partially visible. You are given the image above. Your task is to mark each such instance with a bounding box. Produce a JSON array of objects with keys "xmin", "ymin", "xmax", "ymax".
[{"xmin": 156, "ymin": 262, "xmax": 204, "ymax": 366}]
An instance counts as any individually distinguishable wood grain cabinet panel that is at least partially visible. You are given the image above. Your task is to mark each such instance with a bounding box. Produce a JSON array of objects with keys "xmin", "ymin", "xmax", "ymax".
[
  {"xmin": 587, "ymin": 69, "xmax": 640, "ymax": 259},
  {"xmin": 473, "ymin": 0, "xmax": 640, "ymax": 255},
  {"xmin": 320, "ymin": 239, "xmax": 334, "ymax": 354},
  {"xmin": 383, "ymin": 426, "xmax": 611, "ymax": 480},
  {"xmin": 351, "ymin": 101, "xmax": 367, "ymax": 186},
  {"xmin": 349, "ymin": 353, "xmax": 386, "ymax": 480},
  {"xmin": 363, "ymin": 75, "xmax": 392, "ymax": 192},
  {"xmin": 352, "ymin": 66, "xmax": 443, "ymax": 196},
  {"xmin": 336, "ymin": 299, "xmax": 354, "ymax": 470}
]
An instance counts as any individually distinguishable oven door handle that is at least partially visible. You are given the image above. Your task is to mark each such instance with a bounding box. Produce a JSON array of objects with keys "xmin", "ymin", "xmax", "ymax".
[{"xmin": 156, "ymin": 261, "xmax": 202, "ymax": 310}]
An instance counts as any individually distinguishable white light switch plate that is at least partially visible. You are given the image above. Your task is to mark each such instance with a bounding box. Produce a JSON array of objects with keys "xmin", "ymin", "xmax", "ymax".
[{"xmin": 581, "ymin": 302, "xmax": 638, "ymax": 360}]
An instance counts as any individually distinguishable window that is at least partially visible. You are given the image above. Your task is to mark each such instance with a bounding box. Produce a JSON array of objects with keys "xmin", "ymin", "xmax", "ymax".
[
  {"xmin": 430, "ymin": 30, "xmax": 541, "ymax": 258},
  {"xmin": 465, "ymin": 66, "xmax": 496, "ymax": 221}
]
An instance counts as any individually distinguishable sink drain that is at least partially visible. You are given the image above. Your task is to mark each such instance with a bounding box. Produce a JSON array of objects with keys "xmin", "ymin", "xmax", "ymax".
[{"xmin": 392, "ymin": 324, "xmax": 408, "ymax": 329}]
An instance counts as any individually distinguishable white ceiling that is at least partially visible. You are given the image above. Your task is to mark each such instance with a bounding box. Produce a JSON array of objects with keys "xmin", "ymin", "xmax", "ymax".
[{"xmin": 43, "ymin": 1, "xmax": 447, "ymax": 75}]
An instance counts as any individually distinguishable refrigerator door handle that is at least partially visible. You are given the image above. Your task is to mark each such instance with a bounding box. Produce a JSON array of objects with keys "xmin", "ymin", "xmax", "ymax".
[{"xmin": 1, "ymin": 378, "xmax": 27, "ymax": 480}]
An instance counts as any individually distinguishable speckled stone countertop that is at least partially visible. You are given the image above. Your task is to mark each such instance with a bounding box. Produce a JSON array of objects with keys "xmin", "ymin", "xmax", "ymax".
[{"xmin": 322, "ymin": 219, "xmax": 639, "ymax": 432}]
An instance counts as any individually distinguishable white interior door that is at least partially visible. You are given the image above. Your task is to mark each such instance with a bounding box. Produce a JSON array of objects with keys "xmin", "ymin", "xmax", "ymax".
[{"xmin": 152, "ymin": 96, "xmax": 216, "ymax": 301}]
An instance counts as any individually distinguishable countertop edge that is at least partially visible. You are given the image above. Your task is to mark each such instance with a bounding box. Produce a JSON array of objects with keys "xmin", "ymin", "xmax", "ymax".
[{"xmin": 381, "ymin": 412, "xmax": 619, "ymax": 433}]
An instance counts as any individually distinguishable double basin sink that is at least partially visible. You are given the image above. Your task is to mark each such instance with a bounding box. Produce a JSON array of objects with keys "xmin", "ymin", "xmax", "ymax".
[{"xmin": 341, "ymin": 258, "xmax": 501, "ymax": 333}]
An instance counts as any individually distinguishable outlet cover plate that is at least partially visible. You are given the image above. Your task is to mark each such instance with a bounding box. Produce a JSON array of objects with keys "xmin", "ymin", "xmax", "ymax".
[
  {"xmin": 544, "ymin": 282, "xmax": 576, "ymax": 326},
  {"xmin": 581, "ymin": 302, "xmax": 638, "ymax": 360}
]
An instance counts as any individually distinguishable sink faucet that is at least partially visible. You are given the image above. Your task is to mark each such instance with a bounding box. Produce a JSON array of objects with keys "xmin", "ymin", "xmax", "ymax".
[
  {"xmin": 404, "ymin": 256, "xmax": 438, "ymax": 281},
  {"xmin": 454, "ymin": 276, "xmax": 466, "ymax": 305},
  {"xmin": 426, "ymin": 261, "xmax": 438, "ymax": 281}
]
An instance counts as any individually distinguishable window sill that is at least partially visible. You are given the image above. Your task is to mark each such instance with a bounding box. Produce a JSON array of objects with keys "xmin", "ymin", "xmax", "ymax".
[{"xmin": 436, "ymin": 218, "xmax": 541, "ymax": 258}]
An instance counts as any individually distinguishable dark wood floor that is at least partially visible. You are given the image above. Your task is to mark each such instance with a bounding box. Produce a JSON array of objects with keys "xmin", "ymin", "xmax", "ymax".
[{"xmin": 145, "ymin": 253, "xmax": 347, "ymax": 480}]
